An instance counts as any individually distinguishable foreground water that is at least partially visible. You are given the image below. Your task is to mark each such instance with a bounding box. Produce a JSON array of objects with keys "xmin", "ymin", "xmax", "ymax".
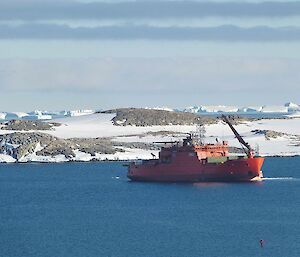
[{"xmin": 1, "ymin": 157, "xmax": 300, "ymax": 257}]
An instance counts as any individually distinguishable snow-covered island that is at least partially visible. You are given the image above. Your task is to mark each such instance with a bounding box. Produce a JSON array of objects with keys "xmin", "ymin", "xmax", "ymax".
[{"xmin": 1, "ymin": 108, "xmax": 300, "ymax": 163}]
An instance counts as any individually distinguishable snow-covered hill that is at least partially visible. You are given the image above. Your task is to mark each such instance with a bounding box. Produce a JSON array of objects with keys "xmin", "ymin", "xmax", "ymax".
[
  {"xmin": 49, "ymin": 113, "xmax": 300, "ymax": 157},
  {"xmin": 1, "ymin": 111, "xmax": 300, "ymax": 163}
]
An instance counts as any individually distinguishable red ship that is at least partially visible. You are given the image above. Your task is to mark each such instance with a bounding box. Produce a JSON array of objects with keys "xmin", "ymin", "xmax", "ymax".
[{"xmin": 127, "ymin": 115, "xmax": 264, "ymax": 182}]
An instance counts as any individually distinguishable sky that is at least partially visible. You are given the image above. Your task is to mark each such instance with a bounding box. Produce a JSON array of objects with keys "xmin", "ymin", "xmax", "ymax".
[{"xmin": 0, "ymin": 0, "xmax": 300, "ymax": 111}]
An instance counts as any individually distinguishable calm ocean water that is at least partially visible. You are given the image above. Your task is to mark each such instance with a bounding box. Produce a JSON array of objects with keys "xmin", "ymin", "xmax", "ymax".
[{"xmin": 1, "ymin": 157, "xmax": 300, "ymax": 257}]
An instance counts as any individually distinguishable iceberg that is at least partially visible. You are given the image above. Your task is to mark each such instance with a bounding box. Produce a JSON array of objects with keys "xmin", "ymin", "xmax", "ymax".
[
  {"xmin": 261, "ymin": 105, "xmax": 288, "ymax": 113},
  {"xmin": 0, "ymin": 112, "xmax": 6, "ymax": 120},
  {"xmin": 183, "ymin": 103, "xmax": 298, "ymax": 114},
  {"xmin": 184, "ymin": 105, "xmax": 239, "ymax": 113},
  {"xmin": 238, "ymin": 106, "xmax": 263, "ymax": 113},
  {"xmin": 284, "ymin": 102, "xmax": 300, "ymax": 112},
  {"xmin": 5, "ymin": 112, "xmax": 29, "ymax": 120}
]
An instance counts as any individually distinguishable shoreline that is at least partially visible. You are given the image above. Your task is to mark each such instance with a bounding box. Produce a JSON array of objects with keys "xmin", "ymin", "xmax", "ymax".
[{"xmin": 1, "ymin": 155, "xmax": 300, "ymax": 165}]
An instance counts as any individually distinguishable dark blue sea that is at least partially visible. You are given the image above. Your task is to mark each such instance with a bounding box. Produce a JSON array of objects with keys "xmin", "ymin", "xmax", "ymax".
[{"xmin": 1, "ymin": 157, "xmax": 300, "ymax": 257}]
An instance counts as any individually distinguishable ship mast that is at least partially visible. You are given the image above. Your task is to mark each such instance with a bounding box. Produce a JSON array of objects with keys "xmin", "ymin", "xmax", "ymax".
[
  {"xmin": 221, "ymin": 115, "xmax": 253, "ymax": 157},
  {"xmin": 194, "ymin": 123, "xmax": 206, "ymax": 145}
]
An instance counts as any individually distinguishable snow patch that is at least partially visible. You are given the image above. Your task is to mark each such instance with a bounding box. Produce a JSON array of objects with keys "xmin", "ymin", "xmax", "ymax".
[
  {"xmin": 67, "ymin": 110, "xmax": 95, "ymax": 117},
  {"xmin": 145, "ymin": 107, "xmax": 174, "ymax": 112},
  {"xmin": 73, "ymin": 149, "xmax": 93, "ymax": 162},
  {"xmin": 49, "ymin": 113, "xmax": 196, "ymax": 139},
  {"xmin": 18, "ymin": 154, "xmax": 69, "ymax": 163},
  {"xmin": 0, "ymin": 154, "xmax": 16, "ymax": 163}
]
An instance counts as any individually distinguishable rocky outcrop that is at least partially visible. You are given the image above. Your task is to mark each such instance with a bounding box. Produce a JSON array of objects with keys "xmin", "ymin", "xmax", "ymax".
[
  {"xmin": 100, "ymin": 108, "xmax": 219, "ymax": 126},
  {"xmin": 0, "ymin": 120, "xmax": 60, "ymax": 131},
  {"xmin": 251, "ymin": 129, "xmax": 300, "ymax": 146},
  {"xmin": 68, "ymin": 138, "xmax": 119, "ymax": 156},
  {"xmin": 100, "ymin": 108, "xmax": 253, "ymax": 127},
  {"xmin": 0, "ymin": 132, "xmax": 159, "ymax": 161},
  {"xmin": 252, "ymin": 129, "xmax": 286, "ymax": 140},
  {"xmin": 0, "ymin": 132, "xmax": 55, "ymax": 159},
  {"xmin": 37, "ymin": 139, "xmax": 75, "ymax": 158}
]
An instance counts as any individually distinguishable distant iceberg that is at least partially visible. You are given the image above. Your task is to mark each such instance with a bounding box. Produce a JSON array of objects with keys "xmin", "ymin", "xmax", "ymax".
[
  {"xmin": 261, "ymin": 105, "xmax": 288, "ymax": 113},
  {"xmin": 5, "ymin": 112, "xmax": 29, "ymax": 120},
  {"xmin": 284, "ymin": 102, "xmax": 300, "ymax": 112},
  {"xmin": 0, "ymin": 109, "xmax": 96, "ymax": 121},
  {"xmin": 0, "ymin": 112, "xmax": 6, "ymax": 120},
  {"xmin": 238, "ymin": 106, "xmax": 263, "ymax": 113},
  {"xmin": 184, "ymin": 105, "xmax": 239, "ymax": 113},
  {"xmin": 183, "ymin": 106, "xmax": 203, "ymax": 113},
  {"xmin": 183, "ymin": 103, "xmax": 298, "ymax": 114},
  {"xmin": 23, "ymin": 110, "xmax": 53, "ymax": 120}
]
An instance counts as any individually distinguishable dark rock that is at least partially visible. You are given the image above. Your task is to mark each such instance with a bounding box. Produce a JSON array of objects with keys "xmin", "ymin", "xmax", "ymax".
[
  {"xmin": 0, "ymin": 120, "xmax": 61, "ymax": 131},
  {"xmin": 100, "ymin": 108, "xmax": 218, "ymax": 126}
]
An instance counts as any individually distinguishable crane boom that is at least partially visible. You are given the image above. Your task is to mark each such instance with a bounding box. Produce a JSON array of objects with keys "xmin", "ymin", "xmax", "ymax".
[{"xmin": 221, "ymin": 115, "xmax": 253, "ymax": 157}]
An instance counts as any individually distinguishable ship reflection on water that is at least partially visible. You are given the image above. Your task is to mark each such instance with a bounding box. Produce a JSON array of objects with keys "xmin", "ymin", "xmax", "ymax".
[
  {"xmin": 192, "ymin": 180, "xmax": 266, "ymax": 187},
  {"xmin": 192, "ymin": 182, "xmax": 226, "ymax": 187}
]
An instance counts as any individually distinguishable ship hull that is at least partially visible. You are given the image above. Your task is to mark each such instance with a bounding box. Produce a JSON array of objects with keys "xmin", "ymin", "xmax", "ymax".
[{"xmin": 128, "ymin": 157, "xmax": 264, "ymax": 183}]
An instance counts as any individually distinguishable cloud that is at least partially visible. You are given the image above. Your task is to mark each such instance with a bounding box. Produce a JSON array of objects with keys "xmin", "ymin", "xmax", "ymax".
[
  {"xmin": 1, "ymin": 1, "xmax": 300, "ymax": 20},
  {"xmin": 1, "ymin": 57, "xmax": 299, "ymax": 94},
  {"xmin": 1, "ymin": 57, "xmax": 299, "ymax": 109},
  {"xmin": 1, "ymin": 24, "xmax": 300, "ymax": 41}
]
